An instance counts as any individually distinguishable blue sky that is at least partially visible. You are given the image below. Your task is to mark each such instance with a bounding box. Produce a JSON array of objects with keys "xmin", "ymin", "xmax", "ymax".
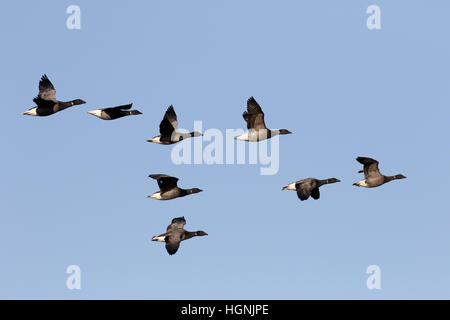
[{"xmin": 0, "ymin": 0, "xmax": 449, "ymax": 299}]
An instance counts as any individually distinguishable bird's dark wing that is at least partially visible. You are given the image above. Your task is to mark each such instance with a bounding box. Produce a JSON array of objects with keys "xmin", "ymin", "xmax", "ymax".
[
  {"xmin": 295, "ymin": 182, "xmax": 312, "ymax": 201},
  {"xmin": 149, "ymin": 174, "xmax": 179, "ymax": 193},
  {"xmin": 243, "ymin": 96, "xmax": 267, "ymax": 130},
  {"xmin": 159, "ymin": 105, "xmax": 178, "ymax": 137},
  {"xmin": 38, "ymin": 74, "xmax": 56, "ymax": 101},
  {"xmin": 165, "ymin": 231, "xmax": 183, "ymax": 255},
  {"xmin": 311, "ymin": 187, "xmax": 320, "ymax": 200},
  {"xmin": 33, "ymin": 96, "xmax": 55, "ymax": 108},
  {"xmin": 356, "ymin": 157, "xmax": 382, "ymax": 179},
  {"xmin": 110, "ymin": 103, "xmax": 133, "ymax": 110},
  {"xmin": 166, "ymin": 216, "xmax": 186, "ymax": 232},
  {"xmin": 100, "ymin": 104, "xmax": 133, "ymax": 118}
]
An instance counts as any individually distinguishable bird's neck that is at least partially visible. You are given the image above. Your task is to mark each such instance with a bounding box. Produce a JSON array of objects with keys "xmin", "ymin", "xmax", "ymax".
[
  {"xmin": 183, "ymin": 231, "xmax": 198, "ymax": 240},
  {"xmin": 316, "ymin": 179, "xmax": 329, "ymax": 187},
  {"xmin": 384, "ymin": 175, "xmax": 397, "ymax": 183},
  {"xmin": 58, "ymin": 100, "xmax": 75, "ymax": 110}
]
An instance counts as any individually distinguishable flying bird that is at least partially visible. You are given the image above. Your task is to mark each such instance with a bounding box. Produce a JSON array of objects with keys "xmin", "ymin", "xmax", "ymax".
[
  {"xmin": 23, "ymin": 74, "xmax": 86, "ymax": 116},
  {"xmin": 87, "ymin": 103, "xmax": 142, "ymax": 120},
  {"xmin": 235, "ymin": 96, "xmax": 292, "ymax": 141},
  {"xmin": 152, "ymin": 217, "xmax": 208, "ymax": 255},
  {"xmin": 147, "ymin": 174, "xmax": 202, "ymax": 200},
  {"xmin": 283, "ymin": 178, "xmax": 341, "ymax": 201},
  {"xmin": 353, "ymin": 157, "xmax": 406, "ymax": 188},
  {"xmin": 146, "ymin": 105, "xmax": 202, "ymax": 144}
]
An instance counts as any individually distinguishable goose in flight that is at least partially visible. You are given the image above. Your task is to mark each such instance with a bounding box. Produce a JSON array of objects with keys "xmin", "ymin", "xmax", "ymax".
[
  {"xmin": 23, "ymin": 74, "xmax": 86, "ymax": 116},
  {"xmin": 147, "ymin": 174, "xmax": 202, "ymax": 200},
  {"xmin": 152, "ymin": 217, "xmax": 208, "ymax": 255},
  {"xmin": 87, "ymin": 103, "xmax": 142, "ymax": 120},
  {"xmin": 235, "ymin": 97, "xmax": 292, "ymax": 141},
  {"xmin": 146, "ymin": 105, "xmax": 202, "ymax": 144},
  {"xmin": 353, "ymin": 157, "xmax": 406, "ymax": 188},
  {"xmin": 283, "ymin": 177, "xmax": 340, "ymax": 201}
]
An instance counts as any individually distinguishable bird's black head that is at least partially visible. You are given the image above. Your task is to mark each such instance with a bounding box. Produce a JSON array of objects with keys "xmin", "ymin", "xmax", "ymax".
[
  {"xmin": 395, "ymin": 174, "xmax": 407, "ymax": 179},
  {"xmin": 188, "ymin": 188, "xmax": 203, "ymax": 194},
  {"xmin": 278, "ymin": 129, "xmax": 292, "ymax": 135},
  {"xmin": 328, "ymin": 178, "xmax": 341, "ymax": 183},
  {"xmin": 73, "ymin": 99, "xmax": 86, "ymax": 105},
  {"xmin": 190, "ymin": 131, "xmax": 203, "ymax": 137},
  {"xmin": 196, "ymin": 231, "xmax": 208, "ymax": 236}
]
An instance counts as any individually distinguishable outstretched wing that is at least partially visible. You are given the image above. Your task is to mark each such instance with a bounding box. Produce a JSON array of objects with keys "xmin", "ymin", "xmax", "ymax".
[
  {"xmin": 159, "ymin": 105, "xmax": 178, "ymax": 137},
  {"xmin": 37, "ymin": 74, "xmax": 56, "ymax": 101},
  {"xmin": 110, "ymin": 103, "xmax": 133, "ymax": 110},
  {"xmin": 295, "ymin": 181, "xmax": 312, "ymax": 201},
  {"xmin": 166, "ymin": 216, "xmax": 186, "ymax": 232},
  {"xmin": 149, "ymin": 174, "xmax": 179, "ymax": 193},
  {"xmin": 311, "ymin": 187, "xmax": 320, "ymax": 200},
  {"xmin": 243, "ymin": 96, "xmax": 267, "ymax": 130},
  {"xmin": 356, "ymin": 157, "xmax": 382, "ymax": 179},
  {"xmin": 165, "ymin": 231, "xmax": 183, "ymax": 255}
]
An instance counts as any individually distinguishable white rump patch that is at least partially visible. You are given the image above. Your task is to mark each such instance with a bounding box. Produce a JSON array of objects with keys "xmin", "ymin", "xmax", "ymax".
[
  {"xmin": 152, "ymin": 235, "xmax": 166, "ymax": 242},
  {"xmin": 283, "ymin": 182, "xmax": 296, "ymax": 191},
  {"xmin": 355, "ymin": 179, "xmax": 369, "ymax": 187},
  {"xmin": 149, "ymin": 192, "xmax": 162, "ymax": 200},
  {"xmin": 235, "ymin": 133, "xmax": 249, "ymax": 141},
  {"xmin": 148, "ymin": 136, "xmax": 162, "ymax": 144},
  {"xmin": 87, "ymin": 109, "xmax": 103, "ymax": 118},
  {"xmin": 23, "ymin": 107, "xmax": 38, "ymax": 116}
]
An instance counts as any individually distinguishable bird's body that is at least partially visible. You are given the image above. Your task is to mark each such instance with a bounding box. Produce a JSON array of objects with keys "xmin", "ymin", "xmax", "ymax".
[
  {"xmin": 152, "ymin": 217, "xmax": 208, "ymax": 255},
  {"xmin": 23, "ymin": 75, "xmax": 85, "ymax": 116},
  {"xmin": 353, "ymin": 157, "xmax": 406, "ymax": 188},
  {"xmin": 87, "ymin": 103, "xmax": 142, "ymax": 120},
  {"xmin": 147, "ymin": 105, "xmax": 202, "ymax": 144},
  {"xmin": 235, "ymin": 97, "xmax": 292, "ymax": 141},
  {"xmin": 283, "ymin": 177, "xmax": 340, "ymax": 201},
  {"xmin": 147, "ymin": 174, "xmax": 202, "ymax": 200}
]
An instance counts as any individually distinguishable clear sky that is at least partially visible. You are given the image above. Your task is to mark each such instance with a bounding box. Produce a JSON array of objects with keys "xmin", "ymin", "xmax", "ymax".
[{"xmin": 0, "ymin": 0, "xmax": 449, "ymax": 299}]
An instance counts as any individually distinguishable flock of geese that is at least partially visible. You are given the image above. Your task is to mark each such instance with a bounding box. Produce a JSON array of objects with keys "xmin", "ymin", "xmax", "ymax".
[{"xmin": 23, "ymin": 75, "xmax": 407, "ymax": 255}]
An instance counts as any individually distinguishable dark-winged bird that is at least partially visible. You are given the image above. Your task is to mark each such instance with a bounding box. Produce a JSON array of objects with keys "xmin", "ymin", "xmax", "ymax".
[
  {"xmin": 235, "ymin": 96, "xmax": 292, "ymax": 141},
  {"xmin": 283, "ymin": 177, "xmax": 341, "ymax": 201},
  {"xmin": 147, "ymin": 174, "xmax": 202, "ymax": 200},
  {"xmin": 353, "ymin": 157, "xmax": 406, "ymax": 188},
  {"xmin": 146, "ymin": 105, "xmax": 202, "ymax": 144},
  {"xmin": 152, "ymin": 217, "xmax": 208, "ymax": 255},
  {"xmin": 23, "ymin": 74, "xmax": 85, "ymax": 116},
  {"xmin": 87, "ymin": 103, "xmax": 142, "ymax": 120}
]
